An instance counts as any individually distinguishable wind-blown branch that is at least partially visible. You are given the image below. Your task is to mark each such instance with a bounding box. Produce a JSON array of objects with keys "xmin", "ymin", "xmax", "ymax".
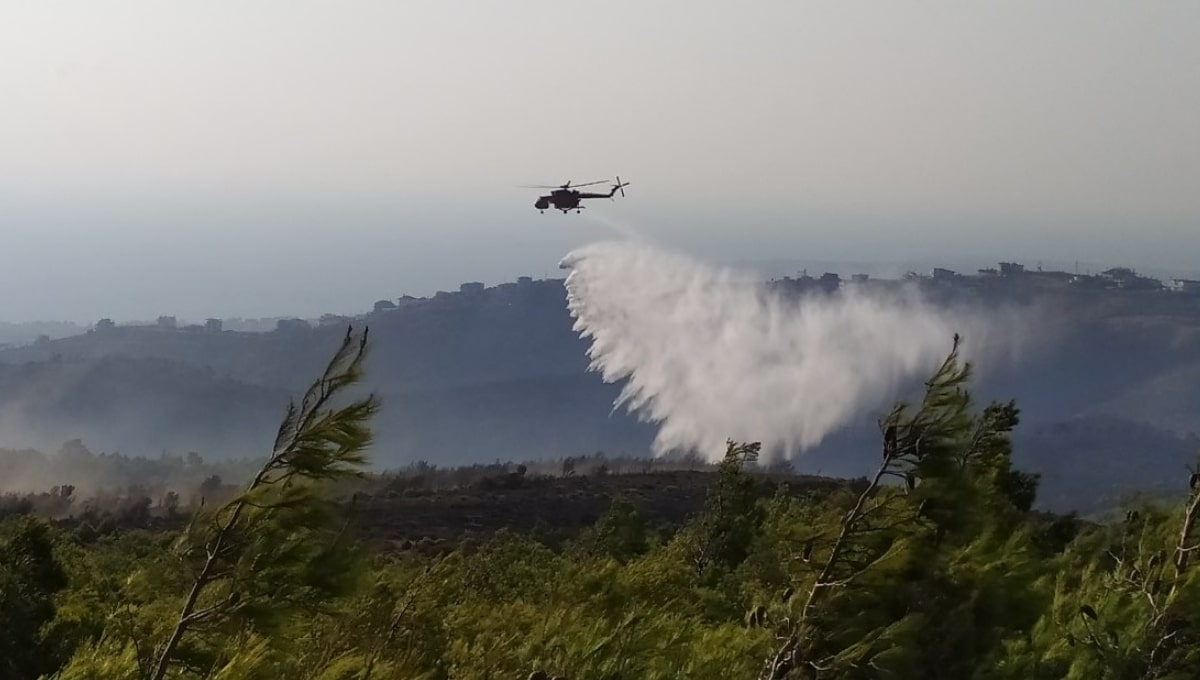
[{"xmin": 148, "ymin": 327, "xmax": 378, "ymax": 680}]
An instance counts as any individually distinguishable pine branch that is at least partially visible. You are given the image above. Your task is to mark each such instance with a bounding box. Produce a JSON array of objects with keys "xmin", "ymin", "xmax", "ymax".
[
  {"xmin": 147, "ymin": 326, "xmax": 377, "ymax": 680},
  {"xmin": 763, "ymin": 336, "xmax": 972, "ymax": 680}
]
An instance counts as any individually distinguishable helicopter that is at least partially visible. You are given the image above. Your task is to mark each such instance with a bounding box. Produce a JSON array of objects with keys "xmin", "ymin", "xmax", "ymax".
[{"xmin": 524, "ymin": 176, "xmax": 629, "ymax": 213}]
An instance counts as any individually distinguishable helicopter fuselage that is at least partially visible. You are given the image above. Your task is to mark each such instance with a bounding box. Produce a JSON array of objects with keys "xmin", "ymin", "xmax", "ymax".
[{"xmin": 535, "ymin": 189, "xmax": 583, "ymax": 213}]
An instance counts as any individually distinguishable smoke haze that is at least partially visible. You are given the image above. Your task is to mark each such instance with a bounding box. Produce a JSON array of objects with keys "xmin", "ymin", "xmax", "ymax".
[{"xmin": 563, "ymin": 240, "xmax": 1030, "ymax": 461}]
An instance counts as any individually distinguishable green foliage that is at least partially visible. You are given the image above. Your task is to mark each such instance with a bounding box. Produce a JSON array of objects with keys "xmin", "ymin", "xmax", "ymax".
[
  {"xmin": 11, "ymin": 333, "xmax": 1200, "ymax": 679},
  {"xmin": 677, "ymin": 440, "xmax": 765, "ymax": 580},
  {"xmin": 144, "ymin": 327, "xmax": 377, "ymax": 680},
  {"xmin": 760, "ymin": 337, "xmax": 1044, "ymax": 679},
  {"xmin": 0, "ymin": 516, "xmax": 70, "ymax": 679},
  {"xmin": 1029, "ymin": 475, "xmax": 1200, "ymax": 680},
  {"xmin": 572, "ymin": 496, "xmax": 651, "ymax": 563},
  {"xmin": 41, "ymin": 328, "xmax": 378, "ymax": 680}
]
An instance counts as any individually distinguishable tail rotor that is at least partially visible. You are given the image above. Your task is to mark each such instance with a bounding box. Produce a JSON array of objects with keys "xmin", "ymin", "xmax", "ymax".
[{"xmin": 611, "ymin": 175, "xmax": 629, "ymax": 200}]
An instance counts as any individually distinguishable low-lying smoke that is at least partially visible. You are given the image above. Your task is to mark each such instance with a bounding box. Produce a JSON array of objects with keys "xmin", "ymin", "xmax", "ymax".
[{"xmin": 562, "ymin": 240, "xmax": 1029, "ymax": 461}]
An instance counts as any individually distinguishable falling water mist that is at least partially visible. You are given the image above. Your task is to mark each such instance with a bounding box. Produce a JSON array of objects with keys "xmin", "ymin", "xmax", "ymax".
[{"xmin": 561, "ymin": 240, "xmax": 1031, "ymax": 462}]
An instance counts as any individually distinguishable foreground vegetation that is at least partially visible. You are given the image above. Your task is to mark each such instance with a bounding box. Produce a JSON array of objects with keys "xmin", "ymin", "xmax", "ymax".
[{"xmin": 3, "ymin": 328, "xmax": 1200, "ymax": 679}]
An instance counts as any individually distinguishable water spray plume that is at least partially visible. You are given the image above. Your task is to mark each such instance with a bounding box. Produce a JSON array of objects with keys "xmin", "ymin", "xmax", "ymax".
[{"xmin": 562, "ymin": 240, "xmax": 1026, "ymax": 462}]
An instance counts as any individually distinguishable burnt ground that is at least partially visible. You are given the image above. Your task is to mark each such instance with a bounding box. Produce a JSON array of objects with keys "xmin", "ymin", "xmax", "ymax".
[{"xmin": 348, "ymin": 470, "xmax": 859, "ymax": 554}]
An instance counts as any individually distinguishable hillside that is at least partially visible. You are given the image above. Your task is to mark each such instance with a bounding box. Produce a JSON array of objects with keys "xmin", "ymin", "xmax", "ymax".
[
  {"xmin": 1, "ymin": 276, "xmax": 1199, "ymax": 511},
  {"xmin": 353, "ymin": 468, "xmax": 854, "ymax": 553}
]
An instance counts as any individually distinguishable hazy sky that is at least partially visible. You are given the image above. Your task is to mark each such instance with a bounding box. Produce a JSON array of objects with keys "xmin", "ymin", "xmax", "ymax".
[{"xmin": 2, "ymin": 2, "xmax": 1198, "ymax": 321}]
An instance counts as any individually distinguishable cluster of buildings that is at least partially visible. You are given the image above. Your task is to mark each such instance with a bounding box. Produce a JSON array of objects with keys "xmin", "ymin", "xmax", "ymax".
[
  {"xmin": 92, "ymin": 316, "xmax": 226, "ymax": 334},
  {"xmin": 370, "ymin": 275, "xmax": 543, "ymax": 314},
  {"xmin": 88, "ymin": 276, "xmax": 556, "ymax": 337},
  {"xmin": 770, "ymin": 261, "xmax": 1200, "ymax": 296},
  {"xmin": 86, "ymin": 262, "xmax": 1200, "ymax": 338},
  {"xmin": 954, "ymin": 262, "xmax": 1198, "ymax": 293}
]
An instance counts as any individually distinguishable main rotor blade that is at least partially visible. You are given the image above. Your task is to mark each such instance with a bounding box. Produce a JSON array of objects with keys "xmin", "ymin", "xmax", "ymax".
[{"xmin": 519, "ymin": 179, "xmax": 607, "ymax": 189}]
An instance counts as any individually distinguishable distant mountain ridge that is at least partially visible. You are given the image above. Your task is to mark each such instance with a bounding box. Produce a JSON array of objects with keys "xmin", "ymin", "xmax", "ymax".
[{"xmin": 1, "ymin": 275, "xmax": 1199, "ymax": 512}]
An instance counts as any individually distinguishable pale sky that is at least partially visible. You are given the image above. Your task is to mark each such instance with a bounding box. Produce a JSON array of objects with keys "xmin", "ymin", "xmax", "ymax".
[{"xmin": 2, "ymin": 2, "xmax": 1198, "ymax": 321}]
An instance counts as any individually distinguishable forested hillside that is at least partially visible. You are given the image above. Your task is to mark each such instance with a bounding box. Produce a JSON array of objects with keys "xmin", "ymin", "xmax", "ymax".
[{"xmin": 4, "ymin": 329, "xmax": 1200, "ymax": 679}]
